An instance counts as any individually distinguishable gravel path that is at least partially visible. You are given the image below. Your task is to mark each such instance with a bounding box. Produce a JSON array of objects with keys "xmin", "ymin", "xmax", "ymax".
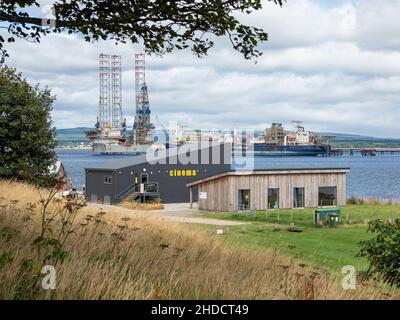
[{"xmin": 87, "ymin": 203, "xmax": 247, "ymax": 226}]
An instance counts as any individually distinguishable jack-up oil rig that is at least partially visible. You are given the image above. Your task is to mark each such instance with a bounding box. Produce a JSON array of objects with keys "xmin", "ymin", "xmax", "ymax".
[{"xmin": 85, "ymin": 53, "xmax": 156, "ymax": 154}]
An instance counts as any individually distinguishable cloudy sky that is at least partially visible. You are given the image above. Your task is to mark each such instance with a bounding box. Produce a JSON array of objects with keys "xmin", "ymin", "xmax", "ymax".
[{"xmin": 2, "ymin": 0, "xmax": 400, "ymax": 138}]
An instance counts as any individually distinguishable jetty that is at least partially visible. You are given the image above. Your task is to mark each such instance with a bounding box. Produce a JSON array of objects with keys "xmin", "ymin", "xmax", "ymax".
[{"xmin": 330, "ymin": 147, "xmax": 400, "ymax": 156}]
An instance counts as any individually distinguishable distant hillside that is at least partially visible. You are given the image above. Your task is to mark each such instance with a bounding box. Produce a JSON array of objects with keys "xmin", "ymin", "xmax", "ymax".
[
  {"xmin": 321, "ymin": 132, "xmax": 400, "ymax": 148},
  {"xmin": 55, "ymin": 127, "xmax": 400, "ymax": 148},
  {"xmin": 55, "ymin": 127, "xmax": 92, "ymax": 146}
]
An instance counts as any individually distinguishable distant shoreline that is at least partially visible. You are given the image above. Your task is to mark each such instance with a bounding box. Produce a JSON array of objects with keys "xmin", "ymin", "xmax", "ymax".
[{"xmin": 55, "ymin": 146, "xmax": 92, "ymax": 151}]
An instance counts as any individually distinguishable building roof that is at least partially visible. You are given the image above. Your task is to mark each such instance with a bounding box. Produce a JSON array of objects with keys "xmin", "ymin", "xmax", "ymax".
[
  {"xmin": 85, "ymin": 153, "xmax": 148, "ymax": 171},
  {"xmin": 186, "ymin": 168, "xmax": 350, "ymax": 187},
  {"xmin": 48, "ymin": 161, "xmax": 65, "ymax": 175}
]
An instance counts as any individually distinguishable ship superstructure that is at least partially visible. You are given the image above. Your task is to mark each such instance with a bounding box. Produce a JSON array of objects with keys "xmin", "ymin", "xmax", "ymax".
[{"xmin": 252, "ymin": 121, "xmax": 330, "ymax": 156}]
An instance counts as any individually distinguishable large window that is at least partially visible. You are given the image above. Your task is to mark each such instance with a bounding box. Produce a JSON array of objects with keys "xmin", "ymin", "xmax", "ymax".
[
  {"xmin": 293, "ymin": 187, "xmax": 305, "ymax": 208},
  {"xmin": 318, "ymin": 187, "xmax": 337, "ymax": 206},
  {"xmin": 268, "ymin": 188, "xmax": 279, "ymax": 209},
  {"xmin": 238, "ymin": 189, "xmax": 250, "ymax": 211}
]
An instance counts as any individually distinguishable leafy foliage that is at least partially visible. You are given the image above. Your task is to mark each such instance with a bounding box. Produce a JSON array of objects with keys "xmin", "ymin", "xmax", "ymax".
[
  {"xmin": 0, "ymin": 0, "xmax": 284, "ymax": 62},
  {"xmin": 0, "ymin": 251, "xmax": 15, "ymax": 270},
  {"xmin": 0, "ymin": 66, "xmax": 59, "ymax": 187},
  {"xmin": 359, "ymin": 219, "xmax": 400, "ymax": 286}
]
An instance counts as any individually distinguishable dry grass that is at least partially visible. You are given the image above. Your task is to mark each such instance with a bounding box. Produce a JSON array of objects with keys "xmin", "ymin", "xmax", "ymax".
[
  {"xmin": 119, "ymin": 201, "xmax": 164, "ymax": 211},
  {"xmin": 0, "ymin": 179, "xmax": 398, "ymax": 300}
]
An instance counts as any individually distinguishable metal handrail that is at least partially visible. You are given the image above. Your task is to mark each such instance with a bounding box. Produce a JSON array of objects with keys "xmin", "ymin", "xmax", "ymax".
[
  {"xmin": 114, "ymin": 182, "xmax": 160, "ymax": 203},
  {"xmin": 145, "ymin": 182, "xmax": 159, "ymax": 194},
  {"xmin": 114, "ymin": 183, "xmax": 137, "ymax": 203}
]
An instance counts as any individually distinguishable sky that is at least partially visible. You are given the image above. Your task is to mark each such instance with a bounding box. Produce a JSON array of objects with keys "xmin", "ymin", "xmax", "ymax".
[{"xmin": 2, "ymin": 0, "xmax": 400, "ymax": 138}]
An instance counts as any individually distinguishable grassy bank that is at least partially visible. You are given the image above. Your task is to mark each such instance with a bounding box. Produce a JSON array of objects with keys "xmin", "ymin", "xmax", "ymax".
[
  {"xmin": 0, "ymin": 180, "xmax": 398, "ymax": 299},
  {"xmin": 200, "ymin": 205, "xmax": 400, "ymax": 272}
]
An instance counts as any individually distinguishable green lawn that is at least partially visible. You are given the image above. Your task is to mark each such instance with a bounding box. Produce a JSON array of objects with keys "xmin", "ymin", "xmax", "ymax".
[
  {"xmin": 201, "ymin": 204, "xmax": 400, "ymax": 227},
  {"xmin": 198, "ymin": 204, "xmax": 400, "ymax": 272}
]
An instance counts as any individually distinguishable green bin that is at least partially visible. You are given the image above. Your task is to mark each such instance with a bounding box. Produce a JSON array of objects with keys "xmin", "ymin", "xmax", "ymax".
[
  {"xmin": 328, "ymin": 213, "xmax": 340, "ymax": 228},
  {"xmin": 314, "ymin": 208, "xmax": 341, "ymax": 225}
]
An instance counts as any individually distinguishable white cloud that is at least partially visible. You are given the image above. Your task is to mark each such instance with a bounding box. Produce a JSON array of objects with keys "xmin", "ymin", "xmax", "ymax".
[
  {"xmin": 355, "ymin": 0, "xmax": 400, "ymax": 50},
  {"xmin": 1, "ymin": 0, "xmax": 400, "ymax": 137}
]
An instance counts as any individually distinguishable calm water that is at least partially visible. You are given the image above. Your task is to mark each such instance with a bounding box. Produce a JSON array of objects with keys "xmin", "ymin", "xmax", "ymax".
[{"xmin": 56, "ymin": 149, "xmax": 400, "ymax": 200}]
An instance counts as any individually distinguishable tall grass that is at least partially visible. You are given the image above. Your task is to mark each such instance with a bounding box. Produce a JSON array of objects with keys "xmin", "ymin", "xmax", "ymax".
[
  {"xmin": 0, "ymin": 180, "xmax": 397, "ymax": 300},
  {"xmin": 347, "ymin": 197, "xmax": 398, "ymax": 205}
]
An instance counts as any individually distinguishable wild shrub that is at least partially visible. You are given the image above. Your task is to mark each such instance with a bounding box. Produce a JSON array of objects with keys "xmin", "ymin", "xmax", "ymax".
[{"xmin": 359, "ymin": 219, "xmax": 400, "ymax": 286}]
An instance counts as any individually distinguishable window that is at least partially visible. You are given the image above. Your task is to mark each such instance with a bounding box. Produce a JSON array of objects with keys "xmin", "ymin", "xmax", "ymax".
[
  {"xmin": 268, "ymin": 188, "xmax": 279, "ymax": 209},
  {"xmin": 146, "ymin": 183, "xmax": 158, "ymax": 193},
  {"xmin": 319, "ymin": 187, "xmax": 337, "ymax": 206},
  {"xmin": 293, "ymin": 187, "xmax": 305, "ymax": 208},
  {"xmin": 238, "ymin": 189, "xmax": 250, "ymax": 211},
  {"xmin": 104, "ymin": 176, "xmax": 112, "ymax": 184}
]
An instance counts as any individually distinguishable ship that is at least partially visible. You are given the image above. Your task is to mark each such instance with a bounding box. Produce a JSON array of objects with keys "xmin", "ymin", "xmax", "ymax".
[{"xmin": 250, "ymin": 121, "xmax": 330, "ymax": 156}]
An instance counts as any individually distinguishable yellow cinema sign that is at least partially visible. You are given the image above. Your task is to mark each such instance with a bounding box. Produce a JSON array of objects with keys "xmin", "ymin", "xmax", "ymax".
[{"xmin": 169, "ymin": 169, "xmax": 197, "ymax": 177}]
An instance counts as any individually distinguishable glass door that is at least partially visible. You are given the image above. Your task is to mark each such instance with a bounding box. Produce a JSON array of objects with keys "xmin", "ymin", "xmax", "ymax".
[
  {"xmin": 238, "ymin": 189, "xmax": 250, "ymax": 211},
  {"xmin": 293, "ymin": 187, "xmax": 305, "ymax": 208},
  {"xmin": 268, "ymin": 188, "xmax": 279, "ymax": 209}
]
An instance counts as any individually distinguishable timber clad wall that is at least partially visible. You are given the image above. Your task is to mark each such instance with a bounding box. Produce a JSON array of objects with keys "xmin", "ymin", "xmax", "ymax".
[{"xmin": 196, "ymin": 171, "xmax": 347, "ymax": 211}]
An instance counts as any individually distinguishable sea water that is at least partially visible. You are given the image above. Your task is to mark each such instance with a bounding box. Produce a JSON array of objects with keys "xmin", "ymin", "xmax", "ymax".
[{"xmin": 56, "ymin": 149, "xmax": 400, "ymax": 200}]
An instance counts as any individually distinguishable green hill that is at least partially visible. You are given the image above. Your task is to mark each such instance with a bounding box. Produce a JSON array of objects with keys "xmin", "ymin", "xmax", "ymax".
[
  {"xmin": 55, "ymin": 128, "xmax": 400, "ymax": 148},
  {"xmin": 321, "ymin": 132, "xmax": 400, "ymax": 148},
  {"xmin": 55, "ymin": 127, "xmax": 92, "ymax": 146}
]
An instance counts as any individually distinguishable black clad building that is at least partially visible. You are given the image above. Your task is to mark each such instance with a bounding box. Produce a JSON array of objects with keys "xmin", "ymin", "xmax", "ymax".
[{"xmin": 85, "ymin": 143, "xmax": 231, "ymax": 204}]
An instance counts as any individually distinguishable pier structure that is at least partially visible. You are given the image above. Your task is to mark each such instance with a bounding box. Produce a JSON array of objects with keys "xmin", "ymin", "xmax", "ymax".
[{"xmin": 330, "ymin": 148, "xmax": 400, "ymax": 156}]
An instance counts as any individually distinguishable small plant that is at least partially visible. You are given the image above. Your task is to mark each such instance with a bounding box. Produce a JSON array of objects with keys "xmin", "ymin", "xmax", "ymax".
[
  {"xmin": 34, "ymin": 186, "xmax": 94, "ymax": 265},
  {"xmin": 273, "ymin": 224, "xmax": 281, "ymax": 232},
  {"xmin": 348, "ymin": 196, "xmax": 363, "ymax": 205},
  {"xmin": 0, "ymin": 251, "xmax": 15, "ymax": 270},
  {"xmin": 256, "ymin": 225, "xmax": 264, "ymax": 233}
]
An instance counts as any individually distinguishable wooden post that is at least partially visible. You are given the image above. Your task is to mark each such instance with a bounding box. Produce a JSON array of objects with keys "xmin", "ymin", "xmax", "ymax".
[{"xmin": 189, "ymin": 186, "xmax": 193, "ymax": 209}]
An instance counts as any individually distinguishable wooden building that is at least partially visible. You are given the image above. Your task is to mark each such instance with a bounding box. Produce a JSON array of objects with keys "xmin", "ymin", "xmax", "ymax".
[{"xmin": 187, "ymin": 168, "xmax": 349, "ymax": 211}]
